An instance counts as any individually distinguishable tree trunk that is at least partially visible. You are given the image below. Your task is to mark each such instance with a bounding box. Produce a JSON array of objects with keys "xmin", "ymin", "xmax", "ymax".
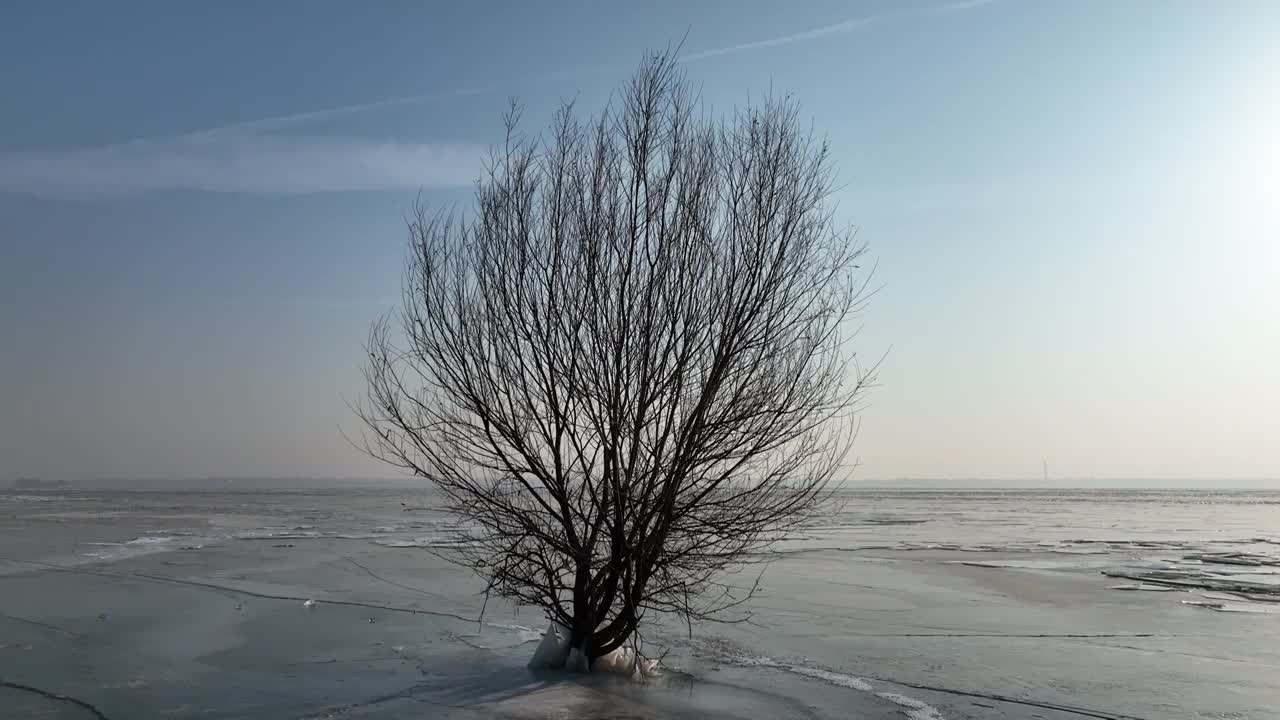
[{"xmin": 567, "ymin": 566, "xmax": 594, "ymax": 670}]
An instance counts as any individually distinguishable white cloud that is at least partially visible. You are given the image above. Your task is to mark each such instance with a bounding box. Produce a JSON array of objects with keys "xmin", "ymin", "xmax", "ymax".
[{"xmin": 0, "ymin": 134, "xmax": 485, "ymax": 196}]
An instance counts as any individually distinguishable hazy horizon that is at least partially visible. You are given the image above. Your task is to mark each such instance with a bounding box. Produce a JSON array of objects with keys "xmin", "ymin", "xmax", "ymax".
[
  {"xmin": 3, "ymin": 0, "xmax": 1277, "ymax": 484},
  {"xmin": 11, "ymin": 474, "xmax": 1280, "ymax": 492}
]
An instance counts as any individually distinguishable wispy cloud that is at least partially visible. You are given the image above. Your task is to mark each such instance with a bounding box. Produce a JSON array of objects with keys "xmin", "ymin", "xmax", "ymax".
[
  {"xmin": 683, "ymin": 0, "xmax": 999, "ymax": 63},
  {"xmin": 0, "ymin": 86, "xmax": 493, "ymax": 198},
  {"xmin": 684, "ymin": 16, "xmax": 879, "ymax": 62},
  {"xmin": 932, "ymin": 0, "xmax": 1000, "ymax": 12},
  {"xmin": 0, "ymin": 135, "xmax": 485, "ymax": 197},
  {"xmin": 176, "ymin": 87, "xmax": 491, "ymax": 141},
  {"xmin": 0, "ymin": 0, "xmax": 998, "ymax": 198}
]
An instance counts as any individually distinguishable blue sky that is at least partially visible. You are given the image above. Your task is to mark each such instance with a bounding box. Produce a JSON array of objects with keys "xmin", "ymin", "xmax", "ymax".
[{"xmin": 1, "ymin": 1, "xmax": 1276, "ymax": 482}]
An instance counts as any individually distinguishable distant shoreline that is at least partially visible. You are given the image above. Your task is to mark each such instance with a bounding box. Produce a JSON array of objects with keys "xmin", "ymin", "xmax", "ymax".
[{"xmin": 8, "ymin": 477, "xmax": 1279, "ymax": 492}]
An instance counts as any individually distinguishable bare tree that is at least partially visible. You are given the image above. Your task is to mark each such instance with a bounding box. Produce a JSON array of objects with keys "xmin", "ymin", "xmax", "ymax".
[{"xmin": 358, "ymin": 51, "xmax": 875, "ymax": 670}]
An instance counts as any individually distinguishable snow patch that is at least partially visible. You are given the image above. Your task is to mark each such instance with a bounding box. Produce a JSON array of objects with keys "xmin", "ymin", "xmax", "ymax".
[
  {"xmin": 83, "ymin": 534, "xmax": 201, "ymax": 560},
  {"xmin": 3, "ymin": 495, "xmax": 62, "ymax": 502},
  {"xmin": 1182, "ymin": 598, "xmax": 1280, "ymax": 614},
  {"xmin": 732, "ymin": 655, "xmax": 784, "ymax": 669},
  {"xmin": 236, "ymin": 530, "xmax": 324, "ymax": 540},
  {"xmin": 788, "ymin": 666, "xmax": 873, "ymax": 691},
  {"xmin": 876, "ymin": 692, "xmax": 947, "ymax": 720},
  {"xmin": 710, "ymin": 648, "xmax": 945, "ymax": 719},
  {"xmin": 126, "ymin": 535, "xmax": 182, "ymax": 545}
]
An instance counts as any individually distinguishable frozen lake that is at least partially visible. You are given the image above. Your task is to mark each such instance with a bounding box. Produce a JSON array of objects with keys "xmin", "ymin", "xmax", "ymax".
[{"xmin": 2, "ymin": 485, "xmax": 1278, "ymax": 719}]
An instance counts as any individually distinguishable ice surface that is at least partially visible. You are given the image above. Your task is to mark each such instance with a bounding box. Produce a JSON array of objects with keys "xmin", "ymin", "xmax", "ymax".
[
  {"xmin": 949, "ymin": 558, "xmax": 1116, "ymax": 570},
  {"xmin": 1108, "ymin": 583, "xmax": 1179, "ymax": 592},
  {"xmin": 371, "ymin": 537, "xmax": 460, "ymax": 548},
  {"xmin": 6, "ymin": 486, "xmax": 1280, "ymax": 720},
  {"xmin": 1102, "ymin": 567, "xmax": 1280, "ymax": 597}
]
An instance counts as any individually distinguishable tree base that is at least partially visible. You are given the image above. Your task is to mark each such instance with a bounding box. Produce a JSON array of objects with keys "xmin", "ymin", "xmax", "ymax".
[{"xmin": 526, "ymin": 622, "xmax": 658, "ymax": 678}]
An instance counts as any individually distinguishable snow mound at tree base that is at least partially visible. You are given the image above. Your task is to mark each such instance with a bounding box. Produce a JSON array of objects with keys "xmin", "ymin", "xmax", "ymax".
[
  {"xmin": 526, "ymin": 622, "xmax": 660, "ymax": 678},
  {"xmin": 591, "ymin": 645, "xmax": 660, "ymax": 678},
  {"xmin": 526, "ymin": 622, "xmax": 570, "ymax": 670}
]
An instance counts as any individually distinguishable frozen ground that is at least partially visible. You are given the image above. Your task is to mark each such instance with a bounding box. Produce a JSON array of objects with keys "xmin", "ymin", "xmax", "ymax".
[{"xmin": 1, "ymin": 486, "xmax": 1278, "ymax": 719}]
